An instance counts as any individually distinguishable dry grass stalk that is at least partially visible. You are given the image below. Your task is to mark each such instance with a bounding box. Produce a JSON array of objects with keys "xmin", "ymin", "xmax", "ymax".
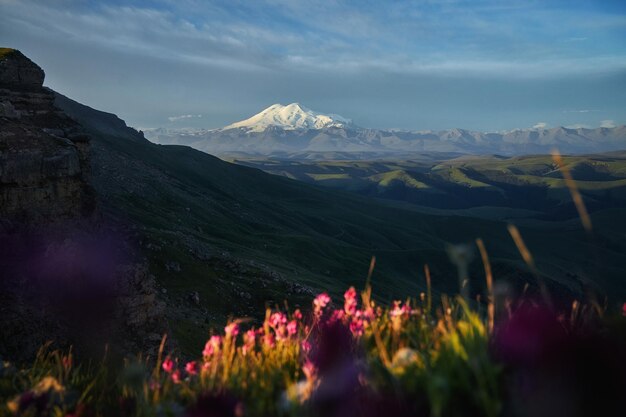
[
  {"xmin": 551, "ymin": 149, "xmax": 592, "ymax": 233},
  {"xmin": 476, "ymin": 238, "xmax": 494, "ymax": 333}
]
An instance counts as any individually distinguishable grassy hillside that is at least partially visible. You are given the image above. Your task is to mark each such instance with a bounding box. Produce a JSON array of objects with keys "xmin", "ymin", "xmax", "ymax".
[
  {"xmin": 55, "ymin": 93, "xmax": 626, "ymax": 354},
  {"xmin": 235, "ymin": 153, "xmax": 626, "ymax": 215}
]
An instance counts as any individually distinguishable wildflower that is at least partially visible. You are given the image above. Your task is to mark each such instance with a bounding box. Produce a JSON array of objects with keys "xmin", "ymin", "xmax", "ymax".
[
  {"xmin": 293, "ymin": 309, "xmax": 303, "ymax": 320},
  {"xmin": 225, "ymin": 322, "xmax": 240, "ymax": 338},
  {"xmin": 203, "ymin": 335, "xmax": 222, "ymax": 358},
  {"xmin": 243, "ymin": 329, "xmax": 256, "ymax": 355},
  {"xmin": 270, "ymin": 312, "xmax": 287, "ymax": 328},
  {"xmin": 301, "ymin": 340, "xmax": 312, "ymax": 354},
  {"xmin": 330, "ymin": 309, "xmax": 345, "ymax": 323},
  {"xmin": 287, "ymin": 320, "xmax": 298, "ymax": 336},
  {"xmin": 350, "ymin": 318, "xmax": 364, "ymax": 337},
  {"xmin": 185, "ymin": 361, "xmax": 198, "ymax": 375},
  {"xmin": 389, "ymin": 301, "xmax": 404, "ymax": 318},
  {"xmin": 302, "ymin": 360, "xmax": 317, "ymax": 380},
  {"xmin": 171, "ymin": 369, "xmax": 182, "ymax": 384},
  {"xmin": 263, "ymin": 332, "xmax": 276, "ymax": 348},
  {"xmin": 162, "ymin": 357, "xmax": 174, "ymax": 373},
  {"xmin": 344, "ymin": 286, "xmax": 358, "ymax": 315},
  {"xmin": 313, "ymin": 293, "xmax": 331, "ymax": 316}
]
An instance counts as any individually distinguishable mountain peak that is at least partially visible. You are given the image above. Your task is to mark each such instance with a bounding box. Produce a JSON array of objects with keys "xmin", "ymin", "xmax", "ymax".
[{"xmin": 222, "ymin": 103, "xmax": 353, "ymax": 132}]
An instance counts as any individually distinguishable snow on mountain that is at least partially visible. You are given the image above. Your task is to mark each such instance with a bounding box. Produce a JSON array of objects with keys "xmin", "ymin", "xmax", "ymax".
[{"xmin": 222, "ymin": 103, "xmax": 353, "ymax": 132}]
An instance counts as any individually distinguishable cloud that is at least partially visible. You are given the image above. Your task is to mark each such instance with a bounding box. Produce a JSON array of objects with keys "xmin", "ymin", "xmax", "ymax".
[
  {"xmin": 168, "ymin": 114, "xmax": 202, "ymax": 122},
  {"xmin": 2, "ymin": 0, "xmax": 626, "ymax": 78},
  {"xmin": 533, "ymin": 122, "xmax": 548, "ymax": 129},
  {"xmin": 600, "ymin": 119, "xmax": 616, "ymax": 128},
  {"xmin": 565, "ymin": 124, "xmax": 592, "ymax": 129}
]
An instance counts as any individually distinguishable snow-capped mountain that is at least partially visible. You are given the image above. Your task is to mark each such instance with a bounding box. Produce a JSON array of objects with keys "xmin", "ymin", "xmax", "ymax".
[
  {"xmin": 222, "ymin": 103, "xmax": 353, "ymax": 132},
  {"xmin": 144, "ymin": 104, "xmax": 626, "ymax": 157}
]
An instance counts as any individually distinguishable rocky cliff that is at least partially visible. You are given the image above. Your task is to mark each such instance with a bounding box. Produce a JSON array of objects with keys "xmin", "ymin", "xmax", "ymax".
[
  {"xmin": 0, "ymin": 48, "xmax": 95, "ymax": 228},
  {"xmin": 0, "ymin": 49, "xmax": 167, "ymax": 361}
]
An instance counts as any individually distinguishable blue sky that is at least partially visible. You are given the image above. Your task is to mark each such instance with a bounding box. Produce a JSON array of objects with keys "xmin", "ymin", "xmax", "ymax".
[{"xmin": 1, "ymin": 0, "xmax": 625, "ymax": 130}]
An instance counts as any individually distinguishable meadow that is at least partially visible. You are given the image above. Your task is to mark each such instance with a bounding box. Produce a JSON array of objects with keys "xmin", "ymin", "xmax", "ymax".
[{"xmin": 2, "ymin": 256, "xmax": 624, "ymax": 417}]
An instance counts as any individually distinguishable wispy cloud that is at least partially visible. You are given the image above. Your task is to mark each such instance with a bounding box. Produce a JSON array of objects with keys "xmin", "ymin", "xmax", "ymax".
[
  {"xmin": 168, "ymin": 114, "xmax": 203, "ymax": 122},
  {"xmin": 533, "ymin": 122, "xmax": 549, "ymax": 129},
  {"xmin": 600, "ymin": 119, "xmax": 616, "ymax": 128},
  {"xmin": 1, "ymin": 0, "xmax": 624, "ymax": 130},
  {"xmin": 2, "ymin": 0, "xmax": 626, "ymax": 78}
]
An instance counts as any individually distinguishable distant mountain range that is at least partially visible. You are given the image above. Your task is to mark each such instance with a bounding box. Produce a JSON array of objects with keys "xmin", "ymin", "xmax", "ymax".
[{"xmin": 144, "ymin": 103, "xmax": 626, "ymax": 157}]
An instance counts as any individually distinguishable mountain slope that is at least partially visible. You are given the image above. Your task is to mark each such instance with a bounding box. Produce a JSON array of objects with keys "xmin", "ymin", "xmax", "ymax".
[{"xmin": 55, "ymin": 94, "xmax": 626, "ymax": 354}]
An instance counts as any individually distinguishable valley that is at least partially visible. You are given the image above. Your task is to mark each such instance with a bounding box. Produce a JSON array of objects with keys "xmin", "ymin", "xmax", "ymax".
[{"xmin": 56, "ymin": 93, "xmax": 626, "ymax": 354}]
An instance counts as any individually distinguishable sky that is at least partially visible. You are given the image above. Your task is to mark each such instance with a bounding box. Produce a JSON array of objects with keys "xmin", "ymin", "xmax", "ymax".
[{"xmin": 1, "ymin": 0, "xmax": 625, "ymax": 131}]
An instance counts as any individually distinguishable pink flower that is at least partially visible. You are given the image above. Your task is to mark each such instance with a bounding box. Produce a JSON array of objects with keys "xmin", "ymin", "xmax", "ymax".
[
  {"xmin": 171, "ymin": 369, "xmax": 182, "ymax": 384},
  {"xmin": 293, "ymin": 309, "xmax": 303, "ymax": 320},
  {"xmin": 203, "ymin": 335, "xmax": 222, "ymax": 358},
  {"xmin": 162, "ymin": 357, "xmax": 175, "ymax": 373},
  {"xmin": 185, "ymin": 361, "xmax": 198, "ymax": 375},
  {"xmin": 287, "ymin": 320, "xmax": 298, "ymax": 336},
  {"xmin": 313, "ymin": 293, "xmax": 331, "ymax": 316},
  {"xmin": 301, "ymin": 340, "xmax": 312, "ymax": 354},
  {"xmin": 390, "ymin": 301, "xmax": 405, "ymax": 318},
  {"xmin": 269, "ymin": 312, "xmax": 287, "ymax": 328},
  {"xmin": 225, "ymin": 322, "xmax": 240, "ymax": 338},
  {"xmin": 263, "ymin": 332, "xmax": 276, "ymax": 348},
  {"xmin": 302, "ymin": 360, "xmax": 317, "ymax": 380},
  {"xmin": 623, "ymin": 303, "xmax": 626, "ymax": 317},
  {"xmin": 330, "ymin": 309, "xmax": 345, "ymax": 323},
  {"xmin": 344, "ymin": 287, "xmax": 358, "ymax": 315},
  {"xmin": 244, "ymin": 329, "xmax": 256, "ymax": 344},
  {"xmin": 350, "ymin": 318, "xmax": 365, "ymax": 337},
  {"xmin": 243, "ymin": 329, "xmax": 256, "ymax": 355}
]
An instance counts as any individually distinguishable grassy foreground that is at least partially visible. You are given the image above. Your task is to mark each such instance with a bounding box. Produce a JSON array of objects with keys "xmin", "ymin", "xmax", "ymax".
[{"xmin": 2, "ymin": 264, "xmax": 625, "ymax": 417}]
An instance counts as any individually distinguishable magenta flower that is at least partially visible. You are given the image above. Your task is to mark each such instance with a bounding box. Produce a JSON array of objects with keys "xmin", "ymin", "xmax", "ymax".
[
  {"xmin": 287, "ymin": 320, "xmax": 298, "ymax": 336},
  {"xmin": 313, "ymin": 293, "xmax": 332, "ymax": 316},
  {"xmin": 344, "ymin": 287, "xmax": 358, "ymax": 315},
  {"xmin": 350, "ymin": 318, "xmax": 365, "ymax": 337},
  {"xmin": 224, "ymin": 322, "xmax": 240, "ymax": 338},
  {"xmin": 301, "ymin": 340, "xmax": 312, "ymax": 354},
  {"xmin": 243, "ymin": 329, "xmax": 256, "ymax": 355},
  {"xmin": 389, "ymin": 301, "xmax": 405, "ymax": 318},
  {"xmin": 302, "ymin": 360, "xmax": 317, "ymax": 380},
  {"xmin": 185, "ymin": 361, "xmax": 198, "ymax": 375},
  {"xmin": 203, "ymin": 335, "xmax": 222, "ymax": 358},
  {"xmin": 293, "ymin": 309, "xmax": 303, "ymax": 320},
  {"xmin": 623, "ymin": 303, "xmax": 626, "ymax": 317},
  {"xmin": 269, "ymin": 312, "xmax": 287, "ymax": 328},
  {"xmin": 171, "ymin": 369, "xmax": 182, "ymax": 384},
  {"xmin": 162, "ymin": 357, "xmax": 175, "ymax": 373},
  {"xmin": 263, "ymin": 332, "xmax": 276, "ymax": 348},
  {"xmin": 330, "ymin": 309, "xmax": 345, "ymax": 323}
]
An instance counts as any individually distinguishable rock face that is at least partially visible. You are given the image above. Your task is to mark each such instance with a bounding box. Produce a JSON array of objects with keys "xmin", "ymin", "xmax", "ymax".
[
  {"xmin": 0, "ymin": 50, "xmax": 169, "ymax": 360},
  {"xmin": 0, "ymin": 48, "xmax": 44, "ymax": 88},
  {"xmin": 0, "ymin": 48, "xmax": 95, "ymax": 228}
]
